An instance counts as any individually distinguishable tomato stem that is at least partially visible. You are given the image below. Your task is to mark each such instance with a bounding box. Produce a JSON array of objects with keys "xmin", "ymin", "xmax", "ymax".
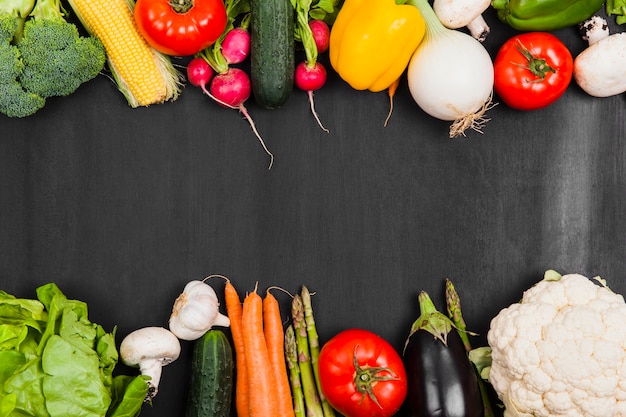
[
  {"xmin": 168, "ymin": 0, "xmax": 193, "ymax": 14},
  {"xmin": 352, "ymin": 345, "xmax": 401, "ymax": 409},
  {"xmin": 514, "ymin": 39, "xmax": 556, "ymax": 81}
]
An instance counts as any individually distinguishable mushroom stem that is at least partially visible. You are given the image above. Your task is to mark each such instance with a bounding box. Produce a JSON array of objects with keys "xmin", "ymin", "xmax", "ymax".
[
  {"xmin": 580, "ymin": 15, "xmax": 609, "ymax": 46},
  {"xmin": 140, "ymin": 358, "xmax": 164, "ymax": 400},
  {"xmin": 467, "ymin": 15, "xmax": 490, "ymax": 42}
]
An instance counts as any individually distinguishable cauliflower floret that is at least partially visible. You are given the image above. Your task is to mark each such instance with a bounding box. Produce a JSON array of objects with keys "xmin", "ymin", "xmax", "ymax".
[{"xmin": 487, "ymin": 273, "xmax": 626, "ymax": 417}]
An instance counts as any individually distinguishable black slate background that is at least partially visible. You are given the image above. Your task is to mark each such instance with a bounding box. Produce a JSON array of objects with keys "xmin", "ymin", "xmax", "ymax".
[{"xmin": 1, "ymin": 5, "xmax": 625, "ymax": 416}]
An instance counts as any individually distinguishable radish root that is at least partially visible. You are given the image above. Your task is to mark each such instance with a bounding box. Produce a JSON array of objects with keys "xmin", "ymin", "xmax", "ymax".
[
  {"xmin": 384, "ymin": 78, "xmax": 400, "ymax": 127},
  {"xmin": 239, "ymin": 105, "xmax": 274, "ymax": 170},
  {"xmin": 200, "ymin": 84, "xmax": 274, "ymax": 169},
  {"xmin": 384, "ymin": 94, "xmax": 394, "ymax": 127},
  {"xmin": 307, "ymin": 91, "xmax": 329, "ymax": 133}
]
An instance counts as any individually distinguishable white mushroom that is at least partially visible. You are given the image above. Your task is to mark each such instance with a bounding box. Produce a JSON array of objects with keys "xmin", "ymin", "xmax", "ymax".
[
  {"xmin": 433, "ymin": 0, "xmax": 491, "ymax": 42},
  {"xmin": 574, "ymin": 15, "xmax": 626, "ymax": 97},
  {"xmin": 119, "ymin": 326, "xmax": 181, "ymax": 401}
]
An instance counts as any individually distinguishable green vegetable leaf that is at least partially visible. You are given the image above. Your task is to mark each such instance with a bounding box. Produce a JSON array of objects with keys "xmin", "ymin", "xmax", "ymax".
[
  {"xmin": 310, "ymin": 0, "xmax": 342, "ymax": 24},
  {"xmin": 42, "ymin": 335, "xmax": 111, "ymax": 416},
  {"xmin": 0, "ymin": 284, "xmax": 143, "ymax": 417},
  {"xmin": 106, "ymin": 376, "xmax": 150, "ymax": 417},
  {"xmin": 3, "ymin": 357, "xmax": 48, "ymax": 417},
  {"xmin": 607, "ymin": 0, "xmax": 626, "ymax": 24}
]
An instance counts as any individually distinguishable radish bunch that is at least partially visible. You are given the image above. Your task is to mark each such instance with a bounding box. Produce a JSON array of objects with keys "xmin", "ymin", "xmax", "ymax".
[
  {"xmin": 187, "ymin": 0, "xmax": 341, "ymax": 167},
  {"xmin": 187, "ymin": 8, "xmax": 274, "ymax": 169},
  {"xmin": 293, "ymin": 3, "xmax": 332, "ymax": 132}
]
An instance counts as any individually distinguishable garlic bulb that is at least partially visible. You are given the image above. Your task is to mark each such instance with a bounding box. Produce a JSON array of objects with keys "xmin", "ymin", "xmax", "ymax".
[{"xmin": 169, "ymin": 280, "xmax": 230, "ymax": 340}]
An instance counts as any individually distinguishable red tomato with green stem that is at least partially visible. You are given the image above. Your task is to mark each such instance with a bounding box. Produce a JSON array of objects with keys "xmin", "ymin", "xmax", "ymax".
[
  {"xmin": 494, "ymin": 32, "xmax": 573, "ymax": 111},
  {"xmin": 318, "ymin": 329, "xmax": 407, "ymax": 417},
  {"xmin": 134, "ymin": 0, "xmax": 227, "ymax": 57}
]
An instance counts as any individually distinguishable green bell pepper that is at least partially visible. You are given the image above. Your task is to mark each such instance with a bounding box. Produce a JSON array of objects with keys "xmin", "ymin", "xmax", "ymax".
[{"xmin": 491, "ymin": 0, "xmax": 605, "ymax": 31}]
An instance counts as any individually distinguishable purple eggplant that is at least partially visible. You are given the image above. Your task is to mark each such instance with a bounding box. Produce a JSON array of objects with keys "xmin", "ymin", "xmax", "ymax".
[{"xmin": 403, "ymin": 291, "xmax": 483, "ymax": 417}]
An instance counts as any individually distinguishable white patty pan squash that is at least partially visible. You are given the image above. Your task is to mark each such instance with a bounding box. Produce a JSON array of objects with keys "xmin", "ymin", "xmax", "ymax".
[{"xmin": 485, "ymin": 271, "xmax": 626, "ymax": 417}]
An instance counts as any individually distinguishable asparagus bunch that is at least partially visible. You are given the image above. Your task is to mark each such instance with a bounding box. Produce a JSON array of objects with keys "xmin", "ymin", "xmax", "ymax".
[
  {"xmin": 285, "ymin": 286, "xmax": 336, "ymax": 417},
  {"xmin": 285, "ymin": 325, "xmax": 306, "ymax": 417},
  {"xmin": 445, "ymin": 278, "xmax": 495, "ymax": 417}
]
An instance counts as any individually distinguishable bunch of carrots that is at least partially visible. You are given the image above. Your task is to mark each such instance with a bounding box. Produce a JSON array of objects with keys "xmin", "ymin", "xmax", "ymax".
[{"xmin": 223, "ymin": 280, "xmax": 335, "ymax": 417}]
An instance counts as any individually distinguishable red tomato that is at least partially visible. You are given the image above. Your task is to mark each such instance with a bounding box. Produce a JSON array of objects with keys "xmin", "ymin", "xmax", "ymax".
[
  {"xmin": 134, "ymin": 0, "xmax": 227, "ymax": 57},
  {"xmin": 318, "ymin": 329, "xmax": 407, "ymax": 417},
  {"xmin": 494, "ymin": 32, "xmax": 573, "ymax": 111}
]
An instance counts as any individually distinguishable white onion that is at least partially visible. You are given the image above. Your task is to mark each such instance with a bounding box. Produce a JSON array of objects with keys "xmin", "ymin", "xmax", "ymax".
[{"xmin": 406, "ymin": 0, "xmax": 495, "ymax": 137}]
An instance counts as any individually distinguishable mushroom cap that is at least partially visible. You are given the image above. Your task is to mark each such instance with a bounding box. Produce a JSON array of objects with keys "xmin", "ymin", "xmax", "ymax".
[
  {"xmin": 574, "ymin": 33, "xmax": 626, "ymax": 98},
  {"xmin": 433, "ymin": 0, "xmax": 490, "ymax": 28},
  {"xmin": 120, "ymin": 326, "xmax": 181, "ymax": 367}
]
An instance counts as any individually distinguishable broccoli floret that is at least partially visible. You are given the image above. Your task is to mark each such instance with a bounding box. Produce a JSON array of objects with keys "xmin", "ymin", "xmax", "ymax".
[
  {"xmin": 16, "ymin": 0, "xmax": 106, "ymax": 98},
  {"xmin": 0, "ymin": 81, "xmax": 45, "ymax": 117},
  {"xmin": 0, "ymin": 9, "xmax": 46, "ymax": 118},
  {"xmin": 0, "ymin": 28, "xmax": 23, "ymax": 80}
]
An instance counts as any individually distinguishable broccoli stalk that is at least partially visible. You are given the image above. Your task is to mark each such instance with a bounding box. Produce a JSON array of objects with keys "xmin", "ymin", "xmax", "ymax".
[
  {"xmin": 16, "ymin": 0, "xmax": 106, "ymax": 99},
  {"xmin": 1, "ymin": 0, "xmax": 35, "ymax": 40}
]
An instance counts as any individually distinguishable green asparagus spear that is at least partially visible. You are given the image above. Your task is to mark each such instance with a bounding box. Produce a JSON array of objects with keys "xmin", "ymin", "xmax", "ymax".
[
  {"xmin": 285, "ymin": 325, "xmax": 306, "ymax": 417},
  {"xmin": 445, "ymin": 278, "xmax": 495, "ymax": 417},
  {"xmin": 292, "ymin": 294, "xmax": 324, "ymax": 417},
  {"xmin": 301, "ymin": 286, "xmax": 336, "ymax": 417}
]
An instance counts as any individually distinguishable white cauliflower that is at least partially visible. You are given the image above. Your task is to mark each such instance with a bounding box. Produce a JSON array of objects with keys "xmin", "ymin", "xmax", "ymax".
[{"xmin": 486, "ymin": 272, "xmax": 626, "ymax": 417}]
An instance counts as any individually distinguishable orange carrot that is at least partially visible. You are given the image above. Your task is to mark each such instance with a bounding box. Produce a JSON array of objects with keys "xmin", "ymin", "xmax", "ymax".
[
  {"xmin": 384, "ymin": 77, "xmax": 400, "ymax": 127},
  {"xmin": 224, "ymin": 280, "xmax": 249, "ymax": 417},
  {"xmin": 264, "ymin": 289, "xmax": 296, "ymax": 417},
  {"xmin": 242, "ymin": 284, "xmax": 279, "ymax": 416}
]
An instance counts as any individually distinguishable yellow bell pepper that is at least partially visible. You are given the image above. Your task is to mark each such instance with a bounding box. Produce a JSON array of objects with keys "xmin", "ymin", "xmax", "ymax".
[{"xmin": 329, "ymin": 0, "xmax": 425, "ymax": 92}]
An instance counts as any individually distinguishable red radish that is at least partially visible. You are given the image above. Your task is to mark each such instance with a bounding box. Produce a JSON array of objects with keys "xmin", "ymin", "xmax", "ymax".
[
  {"xmin": 210, "ymin": 68, "xmax": 274, "ymax": 169},
  {"xmin": 309, "ymin": 20, "xmax": 330, "ymax": 54},
  {"xmin": 295, "ymin": 61, "xmax": 329, "ymax": 132},
  {"xmin": 221, "ymin": 27, "xmax": 250, "ymax": 65},
  {"xmin": 186, "ymin": 57, "xmax": 215, "ymax": 95}
]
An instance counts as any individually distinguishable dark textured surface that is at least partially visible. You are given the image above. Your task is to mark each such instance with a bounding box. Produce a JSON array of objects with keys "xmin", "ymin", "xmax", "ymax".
[{"xmin": 1, "ymin": 7, "xmax": 625, "ymax": 416}]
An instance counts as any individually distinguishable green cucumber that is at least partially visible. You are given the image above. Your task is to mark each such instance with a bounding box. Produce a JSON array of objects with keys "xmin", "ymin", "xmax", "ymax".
[
  {"xmin": 185, "ymin": 329, "xmax": 234, "ymax": 417},
  {"xmin": 249, "ymin": 0, "xmax": 295, "ymax": 109}
]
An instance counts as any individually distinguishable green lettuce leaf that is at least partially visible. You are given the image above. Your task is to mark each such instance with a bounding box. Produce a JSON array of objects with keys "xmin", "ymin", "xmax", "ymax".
[
  {"xmin": 0, "ymin": 283, "xmax": 147, "ymax": 417},
  {"xmin": 106, "ymin": 376, "xmax": 150, "ymax": 417}
]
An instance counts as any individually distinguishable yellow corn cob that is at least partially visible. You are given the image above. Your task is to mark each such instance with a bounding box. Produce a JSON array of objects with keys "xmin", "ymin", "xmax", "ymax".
[{"xmin": 65, "ymin": 0, "xmax": 182, "ymax": 107}]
